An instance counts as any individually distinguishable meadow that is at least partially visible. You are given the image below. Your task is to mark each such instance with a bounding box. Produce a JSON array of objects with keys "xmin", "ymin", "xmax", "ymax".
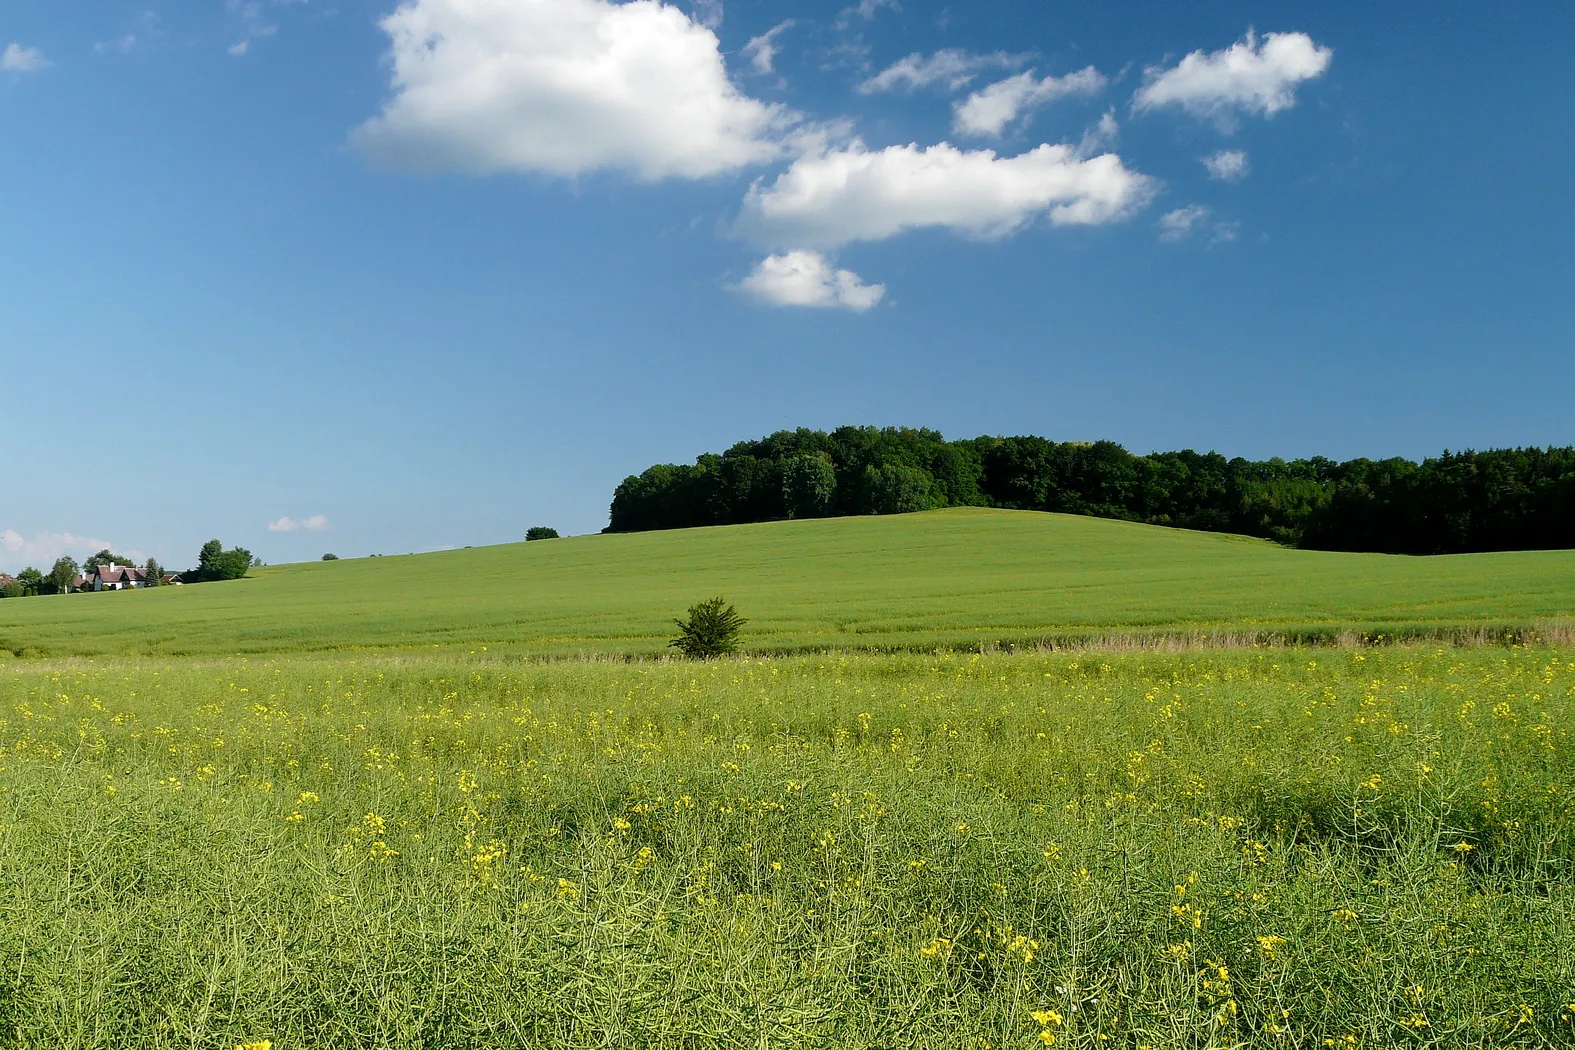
[
  {"xmin": 2, "ymin": 645, "xmax": 1571, "ymax": 1048},
  {"xmin": 3, "ymin": 509, "xmax": 1575, "ymax": 659}
]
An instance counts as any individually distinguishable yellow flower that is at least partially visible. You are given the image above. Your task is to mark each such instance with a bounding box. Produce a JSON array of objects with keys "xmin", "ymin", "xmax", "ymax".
[
  {"xmin": 1030, "ymin": 1010, "xmax": 1064, "ymax": 1027},
  {"xmin": 1451, "ymin": 841, "xmax": 1474, "ymax": 854},
  {"xmin": 296, "ymin": 791, "xmax": 319, "ymax": 805},
  {"xmin": 1256, "ymin": 934, "xmax": 1287, "ymax": 960},
  {"xmin": 237, "ymin": 1042, "xmax": 273, "ymax": 1050},
  {"xmin": 1332, "ymin": 908, "xmax": 1358, "ymax": 922},
  {"xmin": 1037, "ymin": 1032, "xmax": 1056, "ymax": 1046}
]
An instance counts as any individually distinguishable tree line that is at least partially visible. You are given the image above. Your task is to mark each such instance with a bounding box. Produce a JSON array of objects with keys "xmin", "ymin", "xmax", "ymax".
[{"xmin": 605, "ymin": 426, "xmax": 1575, "ymax": 554}]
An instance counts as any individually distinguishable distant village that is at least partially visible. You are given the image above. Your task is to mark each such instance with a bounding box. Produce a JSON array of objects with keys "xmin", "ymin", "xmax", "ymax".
[{"xmin": 0, "ymin": 540, "xmax": 255, "ymax": 598}]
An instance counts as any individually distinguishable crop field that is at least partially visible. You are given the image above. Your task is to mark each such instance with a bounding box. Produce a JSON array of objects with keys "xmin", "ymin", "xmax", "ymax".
[
  {"xmin": 2, "ymin": 645, "xmax": 1572, "ymax": 1048},
  {"xmin": 3, "ymin": 509, "xmax": 1574, "ymax": 659}
]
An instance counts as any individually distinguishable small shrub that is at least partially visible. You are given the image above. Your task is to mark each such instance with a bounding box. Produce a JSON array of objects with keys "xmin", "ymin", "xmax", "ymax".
[
  {"xmin": 526, "ymin": 527, "xmax": 561, "ymax": 541},
  {"xmin": 321, "ymin": 554, "xmax": 339, "ymax": 561},
  {"xmin": 668, "ymin": 597, "xmax": 747, "ymax": 658}
]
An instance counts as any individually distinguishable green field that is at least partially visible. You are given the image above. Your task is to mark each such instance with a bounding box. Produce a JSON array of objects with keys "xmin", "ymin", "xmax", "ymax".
[
  {"xmin": 4, "ymin": 512, "xmax": 1574, "ymax": 1047},
  {"xmin": 2, "ymin": 509, "xmax": 1573, "ymax": 658},
  {"xmin": 2, "ymin": 647, "xmax": 1571, "ymax": 1048}
]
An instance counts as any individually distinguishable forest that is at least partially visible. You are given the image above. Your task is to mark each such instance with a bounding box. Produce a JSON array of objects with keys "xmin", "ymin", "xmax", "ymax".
[{"xmin": 606, "ymin": 426, "xmax": 1575, "ymax": 554}]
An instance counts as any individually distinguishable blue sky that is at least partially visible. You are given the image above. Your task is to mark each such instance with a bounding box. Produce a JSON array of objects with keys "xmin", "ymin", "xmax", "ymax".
[{"xmin": 2, "ymin": 0, "xmax": 1572, "ymax": 571}]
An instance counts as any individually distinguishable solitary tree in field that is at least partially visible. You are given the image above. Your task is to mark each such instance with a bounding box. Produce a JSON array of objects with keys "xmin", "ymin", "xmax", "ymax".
[
  {"xmin": 322, "ymin": 553, "xmax": 339, "ymax": 561},
  {"xmin": 668, "ymin": 597, "xmax": 747, "ymax": 659},
  {"xmin": 197, "ymin": 540, "xmax": 253, "ymax": 581},
  {"xmin": 526, "ymin": 526, "xmax": 560, "ymax": 541}
]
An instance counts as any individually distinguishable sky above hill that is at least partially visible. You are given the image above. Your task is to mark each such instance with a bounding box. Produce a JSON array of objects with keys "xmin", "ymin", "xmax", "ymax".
[{"xmin": 2, "ymin": 0, "xmax": 1572, "ymax": 571}]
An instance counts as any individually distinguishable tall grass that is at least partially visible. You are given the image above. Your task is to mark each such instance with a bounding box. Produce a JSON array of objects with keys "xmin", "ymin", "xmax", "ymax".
[{"xmin": 1, "ymin": 646, "xmax": 1571, "ymax": 1047}]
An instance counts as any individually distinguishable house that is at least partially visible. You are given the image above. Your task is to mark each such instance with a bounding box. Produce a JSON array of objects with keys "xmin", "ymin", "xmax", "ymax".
[
  {"xmin": 89, "ymin": 564, "xmax": 152, "ymax": 591},
  {"xmin": 160, "ymin": 574, "xmax": 183, "ymax": 586}
]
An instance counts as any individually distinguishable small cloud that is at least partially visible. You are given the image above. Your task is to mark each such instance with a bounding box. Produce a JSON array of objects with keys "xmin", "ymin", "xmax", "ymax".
[
  {"xmin": 840, "ymin": 0, "xmax": 898, "ymax": 25},
  {"xmin": 1158, "ymin": 204, "xmax": 1210, "ymax": 241},
  {"xmin": 1202, "ymin": 149, "xmax": 1249, "ymax": 181},
  {"xmin": 1079, "ymin": 110, "xmax": 1120, "ymax": 155},
  {"xmin": 691, "ymin": 0, "xmax": 723, "ymax": 30},
  {"xmin": 737, "ymin": 141, "xmax": 1156, "ymax": 249},
  {"xmin": 268, "ymin": 515, "xmax": 330, "ymax": 533},
  {"xmin": 2, "ymin": 43, "xmax": 50, "ymax": 73},
  {"xmin": 1133, "ymin": 30, "xmax": 1332, "ymax": 129},
  {"xmin": 742, "ymin": 20, "xmax": 796, "ymax": 76},
  {"xmin": 859, "ymin": 48, "xmax": 1026, "ymax": 94},
  {"xmin": 737, "ymin": 251, "xmax": 885, "ymax": 311},
  {"xmin": 953, "ymin": 66, "xmax": 1106, "ymax": 138},
  {"xmin": 93, "ymin": 35, "xmax": 138, "ymax": 55}
]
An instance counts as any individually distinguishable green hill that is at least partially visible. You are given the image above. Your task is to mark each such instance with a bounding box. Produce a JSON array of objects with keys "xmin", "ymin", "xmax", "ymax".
[{"xmin": 2, "ymin": 508, "xmax": 1572, "ymax": 658}]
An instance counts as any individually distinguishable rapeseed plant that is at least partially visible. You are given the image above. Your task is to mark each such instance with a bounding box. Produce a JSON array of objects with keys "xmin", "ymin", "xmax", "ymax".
[{"xmin": 0, "ymin": 645, "xmax": 1569, "ymax": 1047}]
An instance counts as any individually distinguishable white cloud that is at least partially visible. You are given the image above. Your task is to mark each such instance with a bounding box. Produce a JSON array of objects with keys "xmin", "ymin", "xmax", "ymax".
[
  {"xmin": 737, "ymin": 140, "xmax": 1156, "ymax": 250},
  {"xmin": 953, "ymin": 67, "xmax": 1106, "ymax": 138},
  {"xmin": 1202, "ymin": 148, "xmax": 1250, "ymax": 181},
  {"xmin": 225, "ymin": 0, "xmax": 278, "ymax": 56},
  {"xmin": 2, "ymin": 43, "xmax": 50, "ymax": 73},
  {"xmin": 0, "ymin": 530, "xmax": 127, "ymax": 573},
  {"xmin": 267, "ymin": 515, "xmax": 330, "ymax": 533},
  {"xmin": 1158, "ymin": 204, "xmax": 1210, "ymax": 241},
  {"xmin": 690, "ymin": 0, "xmax": 722, "ymax": 29},
  {"xmin": 858, "ymin": 49, "xmax": 1025, "ymax": 94},
  {"xmin": 738, "ymin": 251, "xmax": 885, "ymax": 310},
  {"xmin": 1078, "ymin": 110, "xmax": 1120, "ymax": 155},
  {"xmin": 742, "ymin": 20, "xmax": 796, "ymax": 75},
  {"xmin": 93, "ymin": 35, "xmax": 139, "ymax": 55},
  {"xmin": 842, "ymin": 0, "xmax": 898, "ymax": 23},
  {"xmin": 353, "ymin": 0, "xmax": 809, "ymax": 180},
  {"xmin": 1134, "ymin": 30, "xmax": 1332, "ymax": 126}
]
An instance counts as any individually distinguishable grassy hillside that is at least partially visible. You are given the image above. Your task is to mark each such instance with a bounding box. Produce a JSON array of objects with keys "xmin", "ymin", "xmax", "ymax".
[{"xmin": 2, "ymin": 507, "xmax": 1573, "ymax": 658}]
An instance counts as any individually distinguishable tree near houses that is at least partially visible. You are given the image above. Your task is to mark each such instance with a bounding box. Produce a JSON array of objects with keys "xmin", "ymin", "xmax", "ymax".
[
  {"xmin": 48, "ymin": 558, "xmax": 79, "ymax": 595},
  {"xmin": 84, "ymin": 549, "xmax": 136, "ymax": 573}
]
